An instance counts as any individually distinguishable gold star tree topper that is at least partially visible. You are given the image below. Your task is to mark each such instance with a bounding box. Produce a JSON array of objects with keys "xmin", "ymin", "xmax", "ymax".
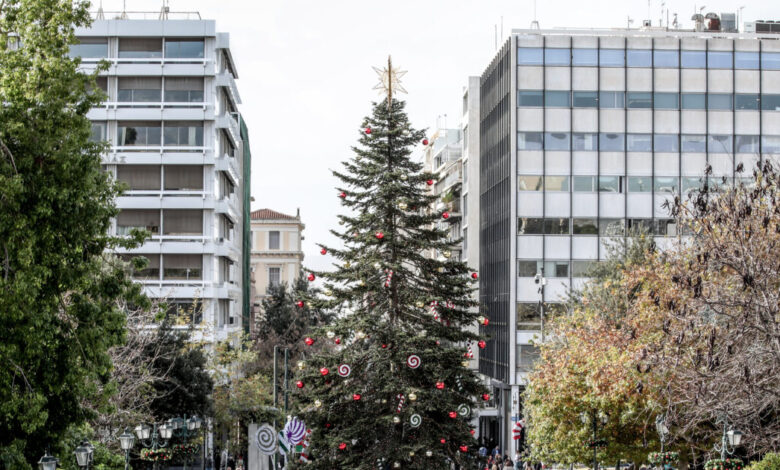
[{"xmin": 373, "ymin": 55, "xmax": 407, "ymax": 109}]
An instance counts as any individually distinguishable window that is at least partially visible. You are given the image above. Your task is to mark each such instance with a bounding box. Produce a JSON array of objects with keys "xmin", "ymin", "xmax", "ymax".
[
  {"xmin": 217, "ymin": 214, "xmax": 234, "ymax": 241},
  {"xmin": 708, "ymin": 94, "xmax": 733, "ymax": 110},
  {"xmin": 545, "ymin": 48, "xmax": 570, "ymax": 66},
  {"xmin": 166, "ymin": 299, "xmax": 203, "ymax": 324},
  {"xmin": 654, "ymin": 50, "xmax": 679, "ymax": 67},
  {"xmin": 546, "ymin": 261, "xmax": 569, "ymax": 277},
  {"xmin": 163, "ymin": 254, "xmax": 202, "ymax": 280},
  {"xmin": 544, "ymin": 218, "xmax": 570, "ymax": 235},
  {"xmin": 735, "ymin": 135, "xmax": 759, "ymax": 153},
  {"xmin": 572, "ymin": 132, "xmax": 598, "ymax": 151},
  {"xmin": 681, "ymin": 50, "xmax": 706, "ymax": 68},
  {"xmin": 69, "ymin": 38, "xmax": 108, "ymax": 58},
  {"xmin": 218, "ymin": 171, "xmax": 234, "ymax": 199},
  {"xmin": 761, "ymin": 52, "xmax": 780, "ymax": 70},
  {"xmin": 517, "ymin": 261, "xmax": 537, "ymax": 277},
  {"xmin": 518, "ymin": 176, "xmax": 543, "ymax": 191},
  {"xmin": 518, "ymin": 218, "xmax": 544, "ymax": 235},
  {"xmin": 518, "ymin": 132, "xmax": 543, "ymax": 150},
  {"xmin": 654, "ymin": 134, "xmax": 679, "ymax": 152},
  {"xmin": 164, "ymin": 77, "xmax": 204, "ymax": 102},
  {"xmin": 118, "ymin": 121, "xmax": 161, "ymax": 146},
  {"xmin": 735, "ymin": 94, "xmax": 760, "ymax": 110},
  {"xmin": 544, "ymin": 176, "xmax": 569, "ymax": 191},
  {"xmin": 682, "ymin": 177, "xmax": 704, "ymax": 193},
  {"xmin": 518, "ymin": 91, "xmax": 543, "ymax": 107},
  {"xmin": 544, "ymin": 91, "xmax": 570, "ymax": 107},
  {"xmin": 708, "ymin": 135, "xmax": 733, "ymax": 153},
  {"xmin": 599, "ymin": 133, "xmax": 625, "ymax": 151},
  {"xmin": 517, "ymin": 303, "xmax": 540, "ymax": 329},
  {"xmin": 116, "ymin": 209, "xmax": 160, "ymax": 235},
  {"xmin": 573, "ymin": 91, "xmax": 598, "ymax": 107},
  {"xmin": 627, "ymin": 49, "xmax": 652, "ymax": 67},
  {"xmin": 164, "ymin": 165, "xmax": 203, "ymax": 190},
  {"xmin": 269, "ymin": 231, "xmax": 280, "ymax": 250},
  {"xmin": 572, "ymin": 260, "xmax": 598, "ymax": 276},
  {"xmin": 268, "ymin": 267, "xmax": 281, "ymax": 287},
  {"xmin": 598, "ymin": 176, "xmax": 623, "ymax": 193},
  {"xmin": 762, "ymin": 136, "xmax": 780, "ymax": 154},
  {"xmin": 762, "ymin": 94, "xmax": 780, "ymax": 111},
  {"xmin": 599, "ymin": 49, "xmax": 624, "ymax": 67},
  {"xmin": 572, "ymin": 48, "xmax": 597, "ymax": 66},
  {"xmin": 682, "ymin": 93, "xmax": 706, "ymax": 109},
  {"xmin": 628, "ymin": 219, "xmax": 652, "ymax": 233},
  {"xmin": 518, "ymin": 48, "xmax": 543, "ymax": 65},
  {"xmin": 90, "ymin": 122, "xmax": 107, "ymax": 143},
  {"xmin": 163, "ymin": 121, "xmax": 203, "ymax": 146},
  {"xmin": 217, "ymin": 299, "xmax": 230, "ymax": 327},
  {"xmin": 118, "ymin": 77, "xmax": 162, "ymax": 102},
  {"xmin": 117, "ymin": 165, "xmax": 160, "ymax": 190},
  {"xmin": 735, "ymin": 51, "xmax": 759, "ymax": 69},
  {"xmin": 118, "ymin": 38, "xmax": 162, "ymax": 59},
  {"xmin": 162, "ymin": 209, "xmax": 203, "ymax": 235},
  {"xmin": 627, "ymin": 92, "xmax": 652, "ymax": 108},
  {"xmin": 654, "ymin": 177, "xmax": 679, "ymax": 193},
  {"xmin": 681, "ymin": 134, "xmax": 707, "ymax": 153},
  {"xmin": 599, "ymin": 91, "xmax": 625, "ymax": 108},
  {"xmin": 653, "ymin": 219, "xmax": 677, "ymax": 236},
  {"xmin": 122, "ymin": 254, "xmax": 160, "ymax": 279},
  {"xmin": 628, "ymin": 176, "xmax": 652, "ymax": 192},
  {"xmin": 544, "ymin": 132, "xmax": 570, "ymax": 150},
  {"xmin": 599, "ymin": 219, "xmax": 625, "ymax": 236},
  {"xmin": 627, "ymin": 133, "xmax": 652, "ymax": 152},
  {"xmin": 573, "ymin": 176, "xmax": 596, "ymax": 192},
  {"xmin": 654, "ymin": 93, "xmax": 679, "ymax": 109},
  {"xmin": 707, "ymin": 51, "xmax": 732, "ymax": 69},
  {"xmin": 573, "ymin": 218, "xmax": 598, "ymax": 234},
  {"xmin": 164, "ymin": 39, "xmax": 204, "ymax": 58},
  {"xmin": 517, "ymin": 345, "xmax": 541, "ymax": 371}
]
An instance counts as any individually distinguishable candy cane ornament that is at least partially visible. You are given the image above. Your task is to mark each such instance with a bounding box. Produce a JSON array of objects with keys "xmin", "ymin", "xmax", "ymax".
[
  {"xmin": 384, "ymin": 269, "xmax": 394, "ymax": 288},
  {"xmin": 396, "ymin": 393, "xmax": 405, "ymax": 413}
]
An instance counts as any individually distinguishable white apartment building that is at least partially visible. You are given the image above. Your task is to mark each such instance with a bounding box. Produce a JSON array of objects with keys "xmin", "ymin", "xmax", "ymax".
[
  {"xmin": 478, "ymin": 21, "xmax": 780, "ymax": 451},
  {"xmin": 72, "ymin": 13, "xmax": 250, "ymax": 345}
]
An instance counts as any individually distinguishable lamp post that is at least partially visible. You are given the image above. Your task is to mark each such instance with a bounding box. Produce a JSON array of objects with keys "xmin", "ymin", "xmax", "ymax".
[
  {"xmin": 74, "ymin": 441, "xmax": 94, "ymax": 470},
  {"xmin": 581, "ymin": 411, "xmax": 607, "ymax": 470},
  {"xmin": 655, "ymin": 415, "xmax": 669, "ymax": 455},
  {"xmin": 38, "ymin": 450, "xmax": 58, "ymax": 470},
  {"xmin": 118, "ymin": 428, "xmax": 135, "ymax": 470},
  {"xmin": 714, "ymin": 415, "xmax": 743, "ymax": 461}
]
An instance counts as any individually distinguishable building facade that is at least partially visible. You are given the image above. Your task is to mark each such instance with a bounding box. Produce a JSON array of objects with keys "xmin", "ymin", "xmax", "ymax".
[
  {"xmin": 73, "ymin": 14, "xmax": 250, "ymax": 346},
  {"xmin": 478, "ymin": 25, "xmax": 780, "ymax": 450}
]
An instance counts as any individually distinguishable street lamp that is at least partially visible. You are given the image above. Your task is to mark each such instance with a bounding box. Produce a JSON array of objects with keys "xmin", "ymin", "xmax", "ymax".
[
  {"xmin": 655, "ymin": 415, "xmax": 669, "ymax": 454},
  {"xmin": 74, "ymin": 441, "xmax": 94, "ymax": 469},
  {"xmin": 38, "ymin": 450, "xmax": 58, "ymax": 470},
  {"xmin": 714, "ymin": 415, "xmax": 744, "ymax": 460},
  {"xmin": 581, "ymin": 410, "xmax": 607, "ymax": 470},
  {"xmin": 118, "ymin": 428, "xmax": 135, "ymax": 470},
  {"xmin": 134, "ymin": 423, "xmax": 152, "ymax": 440}
]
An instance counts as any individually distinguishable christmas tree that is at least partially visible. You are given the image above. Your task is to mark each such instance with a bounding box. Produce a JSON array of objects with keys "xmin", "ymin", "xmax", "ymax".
[{"xmin": 289, "ymin": 59, "xmax": 487, "ymax": 469}]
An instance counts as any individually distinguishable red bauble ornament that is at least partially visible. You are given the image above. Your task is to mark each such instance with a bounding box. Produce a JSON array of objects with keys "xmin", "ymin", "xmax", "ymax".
[
  {"xmin": 435, "ymin": 381, "xmax": 445, "ymax": 390},
  {"xmin": 304, "ymin": 337, "xmax": 314, "ymax": 346},
  {"xmin": 381, "ymin": 344, "xmax": 387, "ymax": 349},
  {"xmin": 440, "ymin": 438, "xmax": 446, "ymax": 444},
  {"xmin": 459, "ymin": 445, "xmax": 468, "ymax": 452},
  {"xmin": 296, "ymin": 381, "xmax": 304, "ymax": 389},
  {"xmin": 339, "ymin": 191, "xmax": 346, "ymax": 199},
  {"xmin": 478, "ymin": 340, "xmax": 486, "ymax": 349},
  {"xmin": 471, "ymin": 272, "xmax": 479, "ymax": 280},
  {"xmin": 365, "ymin": 127, "xmax": 371, "ymax": 134},
  {"xmin": 483, "ymin": 318, "xmax": 490, "ymax": 326},
  {"xmin": 442, "ymin": 211, "xmax": 450, "ymax": 219},
  {"xmin": 320, "ymin": 248, "xmax": 327, "ymax": 255},
  {"xmin": 338, "ymin": 442, "xmax": 347, "ymax": 450},
  {"xmin": 325, "ymin": 423, "xmax": 332, "ymax": 428},
  {"xmin": 352, "ymin": 393, "xmax": 361, "ymax": 401},
  {"xmin": 470, "ymin": 429, "xmax": 476, "ymax": 435},
  {"xmin": 449, "ymin": 411, "xmax": 457, "ymax": 419},
  {"xmin": 482, "ymin": 393, "xmax": 490, "ymax": 401},
  {"xmin": 435, "ymin": 340, "xmax": 440, "ymax": 345},
  {"xmin": 307, "ymin": 273, "xmax": 315, "ymax": 281},
  {"xmin": 320, "ymin": 367, "xmax": 329, "ymax": 376},
  {"xmin": 296, "ymin": 301, "xmax": 304, "ymax": 308},
  {"xmin": 422, "ymin": 138, "xmax": 429, "ymax": 145},
  {"xmin": 375, "ymin": 231, "xmax": 384, "ymax": 239},
  {"xmin": 334, "ymin": 338, "xmax": 341, "ymax": 345},
  {"xmin": 426, "ymin": 179, "xmax": 434, "ymax": 186}
]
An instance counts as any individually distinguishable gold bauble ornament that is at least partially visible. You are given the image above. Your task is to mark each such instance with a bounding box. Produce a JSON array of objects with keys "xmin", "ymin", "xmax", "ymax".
[
  {"xmin": 398, "ymin": 201, "xmax": 408, "ymax": 210},
  {"xmin": 314, "ymin": 399, "xmax": 322, "ymax": 408},
  {"xmin": 408, "ymin": 392, "xmax": 417, "ymax": 401},
  {"xmin": 344, "ymin": 262, "xmax": 351, "ymax": 268},
  {"xmin": 373, "ymin": 262, "xmax": 381, "ymax": 269},
  {"xmin": 392, "ymin": 416, "xmax": 400, "ymax": 424},
  {"xmin": 426, "ymin": 451, "xmax": 433, "ymax": 457},
  {"xmin": 443, "ymin": 250, "xmax": 451, "ymax": 259},
  {"xmin": 477, "ymin": 315, "xmax": 486, "ymax": 324},
  {"xmin": 326, "ymin": 331, "xmax": 335, "ymax": 339},
  {"xmin": 462, "ymin": 360, "xmax": 471, "ymax": 367},
  {"xmin": 297, "ymin": 361, "xmax": 305, "ymax": 370},
  {"xmin": 394, "ymin": 463, "xmax": 401, "ymax": 468},
  {"xmin": 359, "ymin": 279, "xmax": 366, "ymax": 286},
  {"xmin": 415, "ymin": 301, "xmax": 425, "ymax": 308},
  {"xmin": 400, "ymin": 174, "xmax": 408, "ymax": 181},
  {"xmin": 437, "ymin": 267, "xmax": 445, "ymax": 273},
  {"xmin": 409, "ymin": 451, "xmax": 415, "ymax": 457},
  {"xmin": 355, "ymin": 331, "xmax": 366, "ymax": 340},
  {"xmin": 323, "ymin": 289, "xmax": 332, "ymax": 296}
]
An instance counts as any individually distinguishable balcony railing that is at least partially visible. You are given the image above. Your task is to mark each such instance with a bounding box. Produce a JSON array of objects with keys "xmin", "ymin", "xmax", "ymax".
[
  {"xmin": 120, "ymin": 190, "xmax": 207, "ymax": 198},
  {"xmin": 90, "ymin": 10, "xmax": 202, "ymax": 20},
  {"xmin": 102, "ymin": 101, "xmax": 209, "ymax": 110},
  {"xmin": 79, "ymin": 56, "xmax": 208, "ymax": 65},
  {"xmin": 111, "ymin": 145, "xmax": 207, "ymax": 153}
]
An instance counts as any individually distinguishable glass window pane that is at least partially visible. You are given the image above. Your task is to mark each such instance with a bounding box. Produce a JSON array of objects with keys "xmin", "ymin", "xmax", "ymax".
[
  {"xmin": 628, "ymin": 176, "xmax": 652, "ymax": 192},
  {"xmin": 682, "ymin": 93, "xmax": 706, "ymax": 109},
  {"xmin": 572, "ymin": 133, "xmax": 598, "ymax": 151},
  {"xmin": 599, "ymin": 219, "xmax": 625, "ymax": 236},
  {"xmin": 598, "ymin": 176, "xmax": 622, "ymax": 193},
  {"xmin": 573, "ymin": 218, "xmax": 598, "ymax": 234},
  {"xmin": 164, "ymin": 40, "xmax": 204, "ymax": 59},
  {"xmin": 269, "ymin": 231, "xmax": 280, "ymax": 249},
  {"xmin": 517, "ymin": 303, "xmax": 540, "ymax": 328},
  {"xmin": 654, "ymin": 177, "xmax": 678, "ymax": 193},
  {"xmin": 653, "ymin": 219, "xmax": 677, "ymax": 236},
  {"xmin": 735, "ymin": 94, "xmax": 760, "ymax": 110},
  {"xmin": 544, "ymin": 218, "xmax": 570, "ymax": 235},
  {"xmin": 119, "ymin": 38, "xmax": 162, "ymax": 58},
  {"xmin": 573, "ymin": 176, "xmax": 595, "ymax": 192},
  {"xmin": 654, "ymin": 134, "xmax": 679, "ymax": 152},
  {"xmin": 546, "ymin": 261, "xmax": 569, "ymax": 277},
  {"xmin": 544, "ymin": 132, "xmax": 570, "ymax": 150},
  {"xmin": 518, "ymin": 176, "xmax": 543, "ymax": 191},
  {"xmin": 518, "ymin": 218, "xmax": 545, "ymax": 235},
  {"xmin": 708, "ymin": 51, "xmax": 732, "ymax": 69},
  {"xmin": 545, "ymin": 91, "xmax": 570, "ymax": 107},
  {"xmin": 518, "ymin": 48, "xmax": 543, "ymax": 65},
  {"xmin": 572, "ymin": 260, "xmax": 598, "ymax": 276},
  {"xmin": 654, "ymin": 50, "xmax": 679, "ymax": 67},
  {"xmin": 735, "ymin": 135, "xmax": 759, "ymax": 153},
  {"xmin": 599, "ymin": 91, "xmax": 625, "ymax": 108},
  {"xmin": 735, "ymin": 51, "xmax": 759, "ymax": 69},
  {"xmin": 762, "ymin": 136, "xmax": 780, "ymax": 154},
  {"xmin": 762, "ymin": 94, "xmax": 780, "ymax": 111},
  {"xmin": 89, "ymin": 122, "xmax": 106, "ymax": 143},
  {"xmin": 682, "ymin": 177, "xmax": 704, "ymax": 193},
  {"xmin": 572, "ymin": 91, "xmax": 598, "ymax": 107},
  {"xmin": 627, "ymin": 49, "xmax": 652, "ymax": 67},
  {"xmin": 518, "ymin": 91, "xmax": 544, "ymax": 107},
  {"xmin": 572, "ymin": 48, "xmax": 597, "ymax": 66},
  {"xmin": 69, "ymin": 39, "xmax": 108, "ymax": 58},
  {"xmin": 599, "ymin": 133, "xmax": 625, "ymax": 151},
  {"xmin": 544, "ymin": 176, "xmax": 569, "ymax": 191},
  {"xmin": 117, "ymin": 165, "xmax": 160, "ymax": 190},
  {"xmin": 518, "ymin": 132, "xmax": 544, "ymax": 150},
  {"xmin": 627, "ymin": 133, "xmax": 652, "ymax": 152},
  {"xmin": 163, "ymin": 254, "xmax": 202, "ymax": 280},
  {"xmin": 761, "ymin": 52, "xmax": 780, "ymax": 70},
  {"xmin": 118, "ymin": 121, "xmax": 161, "ymax": 146},
  {"xmin": 164, "ymin": 165, "xmax": 203, "ymax": 190},
  {"xmin": 654, "ymin": 92, "xmax": 679, "ymax": 109},
  {"xmin": 517, "ymin": 261, "xmax": 537, "ymax": 277},
  {"xmin": 117, "ymin": 210, "xmax": 160, "ymax": 235},
  {"xmin": 627, "ymin": 92, "xmax": 652, "ymax": 108},
  {"xmin": 708, "ymin": 135, "xmax": 733, "ymax": 153},
  {"xmin": 708, "ymin": 94, "xmax": 733, "ymax": 110},
  {"xmin": 681, "ymin": 134, "xmax": 706, "ymax": 153},
  {"xmin": 681, "ymin": 50, "xmax": 706, "ymax": 68},
  {"xmin": 163, "ymin": 122, "xmax": 204, "ymax": 146},
  {"xmin": 545, "ymin": 48, "xmax": 570, "ymax": 65},
  {"xmin": 599, "ymin": 49, "xmax": 624, "ymax": 67}
]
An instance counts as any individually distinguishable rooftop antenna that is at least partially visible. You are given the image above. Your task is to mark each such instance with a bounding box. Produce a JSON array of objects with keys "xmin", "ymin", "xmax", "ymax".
[
  {"xmin": 159, "ymin": 0, "xmax": 170, "ymax": 20},
  {"xmin": 96, "ymin": 0, "xmax": 105, "ymax": 20},
  {"xmin": 119, "ymin": 0, "xmax": 128, "ymax": 19},
  {"xmin": 660, "ymin": 1, "xmax": 665, "ymax": 27},
  {"xmin": 627, "ymin": 16, "xmax": 634, "ymax": 29},
  {"xmin": 673, "ymin": 13, "xmax": 679, "ymax": 28},
  {"xmin": 530, "ymin": 0, "xmax": 540, "ymax": 29},
  {"xmin": 738, "ymin": 5, "xmax": 745, "ymax": 32}
]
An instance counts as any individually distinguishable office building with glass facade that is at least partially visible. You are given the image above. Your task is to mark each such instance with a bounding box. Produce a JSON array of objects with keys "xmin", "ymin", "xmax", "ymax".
[{"xmin": 478, "ymin": 27, "xmax": 780, "ymax": 451}]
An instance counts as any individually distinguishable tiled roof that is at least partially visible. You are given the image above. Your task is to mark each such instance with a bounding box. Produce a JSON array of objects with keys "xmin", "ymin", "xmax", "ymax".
[{"xmin": 250, "ymin": 208, "xmax": 298, "ymax": 220}]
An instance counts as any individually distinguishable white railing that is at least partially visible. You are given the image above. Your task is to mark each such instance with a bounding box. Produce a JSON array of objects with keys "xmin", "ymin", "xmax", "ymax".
[
  {"xmin": 111, "ymin": 145, "xmax": 207, "ymax": 153},
  {"xmin": 105, "ymin": 101, "xmax": 208, "ymax": 109},
  {"xmin": 91, "ymin": 10, "xmax": 202, "ymax": 20},
  {"xmin": 79, "ymin": 57, "xmax": 208, "ymax": 65},
  {"xmin": 120, "ymin": 190, "xmax": 207, "ymax": 198}
]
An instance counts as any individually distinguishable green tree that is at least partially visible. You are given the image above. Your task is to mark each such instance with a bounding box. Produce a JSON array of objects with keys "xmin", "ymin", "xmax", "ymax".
[
  {"xmin": 0, "ymin": 0, "xmax": 145, "ymax": 466},
  {"xmin": 289, "ymin": 98, "xmax": 485, "ymax": 469}
]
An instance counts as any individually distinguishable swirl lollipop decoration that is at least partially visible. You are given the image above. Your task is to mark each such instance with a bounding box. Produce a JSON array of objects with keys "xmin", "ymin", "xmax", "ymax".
[
  {"xmin": 458, "ymin": 404, "xmax": 471, "ymax": 417},
  {"xmin": 255, "ymin": 424, "xmax": 278, "ymax": 455},
  {"xmin": 338, "ymin": 364, "xmax": 351, "ymax": 377},
  {"xmin": 409, "ymin": 414, "xmax": 422, "ymax": 428},
  {"xmin": 283, "ymin": 417, "xmax": 307, "ymax": 446},
  {"xmin": 406, "ymin": 355, "xmax": 421, "ymax": 369}
]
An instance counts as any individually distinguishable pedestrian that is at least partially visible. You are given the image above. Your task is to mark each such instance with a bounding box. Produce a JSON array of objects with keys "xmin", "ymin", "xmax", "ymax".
[
  {"xmin": 492, "ymin": 446, "xmax": 501, "ymax": 459},
  {"xmin": 514, "ymin": 452, "xmax": 523, "ymax": 470},
  {"xmin": 504, "ymin": 456, "xmax": 514, "ymax": 468},
  {"xmin": 491, "ymin": 459, "xmax": 500, "ymax": 470}
]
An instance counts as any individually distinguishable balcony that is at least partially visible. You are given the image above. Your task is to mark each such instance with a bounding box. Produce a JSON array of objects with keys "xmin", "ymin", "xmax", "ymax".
[
  {"xmin": 216, "ymin": 112, "xmax": 241, "ymax": 147},
  {"xmin": 216, "ymin": 72, "xmax": 242, "ymax": 107}
]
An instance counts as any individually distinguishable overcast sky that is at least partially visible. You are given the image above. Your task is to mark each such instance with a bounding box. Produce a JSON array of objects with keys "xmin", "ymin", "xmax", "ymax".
[{"xmin": 98, "ymin": 0, "xmax": 775, "ymax": 273}]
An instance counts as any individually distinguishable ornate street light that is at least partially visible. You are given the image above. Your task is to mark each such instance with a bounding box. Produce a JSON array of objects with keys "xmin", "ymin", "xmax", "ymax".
[
  {"xmin": 727, "ymin": 429, "xmax": 743, "ymax": 447},
  {"xmin": 714, "ymin": 415, "xmax": 744, "ymax": 460},
  {"xmin": 580, "ymin": 410, "xmax": 607, "ymax": 470},
  {"xmin": 74, "ymin": 441, "xmax": 93, "ymax": 469},
  {"xmin": 655, "ymin": 415, "xmax": 669, "ymax": 453},
  {"xmin": 118, "ymin": 428, "xmax": 135, "ymax": 470},
  {"xmin": 159, "ymin": 423, "xmax": 174, "ymax": 440},
  {"xmin": 38, "ymin": 451, "xmax": 58, "ymax": 470},
  {"xmin": 187, "ymin": 416, "xmax": 202, "ymax": 431},
  {"xmin": 134, "ymin": 423, "xmax": 152, "ymax": 440}
]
